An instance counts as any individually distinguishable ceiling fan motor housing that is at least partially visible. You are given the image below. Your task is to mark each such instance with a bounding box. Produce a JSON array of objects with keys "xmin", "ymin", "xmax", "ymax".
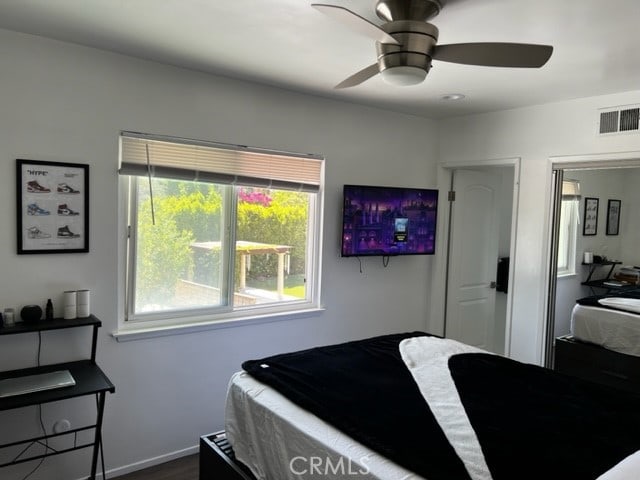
[
  {"xmin": 376, "ymin": 0, "xmax": 445, "ymax": 22},
  {"xmin": 376, "ymin": 21, "xmax": 439, "ymax": 76}
]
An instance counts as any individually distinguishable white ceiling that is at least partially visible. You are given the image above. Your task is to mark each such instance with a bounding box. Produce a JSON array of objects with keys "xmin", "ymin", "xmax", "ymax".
[{"xmin": 0, "ymin": 0, "xmax": 639, "ymax": 119}]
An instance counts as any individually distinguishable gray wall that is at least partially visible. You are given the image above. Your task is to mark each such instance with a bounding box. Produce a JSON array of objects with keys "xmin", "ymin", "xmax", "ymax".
[{"xmin": 0, "ymin": 29, "xmax": 439, "ymax": 479}]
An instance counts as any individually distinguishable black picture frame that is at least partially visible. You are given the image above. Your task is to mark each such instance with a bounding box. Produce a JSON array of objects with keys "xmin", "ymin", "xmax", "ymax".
[
  {"xmin": 606, "ymin": 199, "xmax": 621, "ymax": 236},
  {"xmin": 583, "ymin": 197, "xmax": 598, "ymax": 236},
  {"xmin": 17, "ymin": 159, "xmax": 89, "ymax": 254}
]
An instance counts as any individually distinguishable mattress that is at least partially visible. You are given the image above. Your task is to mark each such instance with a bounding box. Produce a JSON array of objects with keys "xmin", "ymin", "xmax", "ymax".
[
  {"xmin": 571, "ymin": 303, "xmax": 640, "ymax": 357},
  {"xmin": 225, "ymin": 370, "xmax": 421, "ymax": 480}
]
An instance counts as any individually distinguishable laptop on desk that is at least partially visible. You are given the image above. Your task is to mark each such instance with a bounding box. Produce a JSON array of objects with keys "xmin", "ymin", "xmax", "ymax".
[{"xmin": 0, "ymin": 370, "xmax": 76, "ymax": 398}]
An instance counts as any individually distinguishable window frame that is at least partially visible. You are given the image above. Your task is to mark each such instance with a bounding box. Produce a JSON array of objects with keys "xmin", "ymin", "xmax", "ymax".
[{"xmin": 118, "ymin": 137, "xmax": 324, "ymax": 335}]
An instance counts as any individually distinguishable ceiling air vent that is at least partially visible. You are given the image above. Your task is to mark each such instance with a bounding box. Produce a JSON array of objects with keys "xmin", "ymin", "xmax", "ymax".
[{"xmin": 598, "ymin": 105, "xmax": 640, "ymax": 135}]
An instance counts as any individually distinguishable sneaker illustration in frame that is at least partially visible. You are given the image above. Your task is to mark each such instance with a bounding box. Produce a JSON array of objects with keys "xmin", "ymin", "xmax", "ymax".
[{"xmin": 17, "ymin": 159, "xmax": 89, "ymax": 254}]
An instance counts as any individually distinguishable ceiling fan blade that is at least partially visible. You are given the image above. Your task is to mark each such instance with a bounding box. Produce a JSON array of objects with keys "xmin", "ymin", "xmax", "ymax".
[
  {"xmin": 432, "ymin": 43, "xmax": 553, "ymax": 68},
  {"xmin": 312, "ymin": 4, "xmax": 400, "ymax": 45},
  {"xmin": 335, "ymin": 63, "xmax": 380, "ymax": 89}
]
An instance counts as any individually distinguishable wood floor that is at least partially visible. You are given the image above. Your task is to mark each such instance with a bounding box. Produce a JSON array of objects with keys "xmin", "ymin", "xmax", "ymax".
[{"xmin": 113, "ymin": 454, "xmax": 198, "ymax": 480}]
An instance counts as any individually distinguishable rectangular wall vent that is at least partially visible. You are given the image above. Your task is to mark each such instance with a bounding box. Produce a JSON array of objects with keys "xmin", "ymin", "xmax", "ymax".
[
  {"xmin": 620, "ymin": 107, "xmax": 640, "ymax": 131},
  {"xmin": 598, "ymin": 105, "xmax": 640, "ymax": 135}
]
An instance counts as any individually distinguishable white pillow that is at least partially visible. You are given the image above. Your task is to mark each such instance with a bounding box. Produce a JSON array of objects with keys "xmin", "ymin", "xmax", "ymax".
[{"xmin": 597, "ymin": 297, "xmax": 640, "ymax": 314}]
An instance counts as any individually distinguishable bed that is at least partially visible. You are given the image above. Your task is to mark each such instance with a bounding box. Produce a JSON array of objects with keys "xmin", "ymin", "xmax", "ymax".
[
  {"xmin": 554, "ymin": 291, "xmax": 640, "ymax": 393},
  {"xmin": 203, "ymin": 332, "xmax": 640, "ymax": 480},
  {"xmin": 570, "ymin": 291, "xmax": 640, "ymax": 357}
]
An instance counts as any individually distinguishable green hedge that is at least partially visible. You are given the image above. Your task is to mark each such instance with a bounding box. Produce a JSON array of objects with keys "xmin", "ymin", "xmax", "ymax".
[{"xmin": 135, "ymin": 181, "xmax": 308, "ymax": 306}]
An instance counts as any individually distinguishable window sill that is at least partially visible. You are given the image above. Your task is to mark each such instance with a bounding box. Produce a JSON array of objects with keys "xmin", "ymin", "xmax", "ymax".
[
  {"xmin": 112, "ymin": 306, "xmax": 325, "ymax": 342},
  {"xmin": 557, "ymin": 272, "xmax": 577, "ymax": 279}
]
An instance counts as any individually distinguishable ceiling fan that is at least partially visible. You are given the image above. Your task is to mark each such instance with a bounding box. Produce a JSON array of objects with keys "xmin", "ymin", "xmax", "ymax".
[{"xmin": 312, "ymin": 0, "xmax": 553, "ymax": 88}]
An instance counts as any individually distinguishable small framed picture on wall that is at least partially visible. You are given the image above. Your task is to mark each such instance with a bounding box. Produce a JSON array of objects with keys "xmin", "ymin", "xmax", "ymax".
[
  {"xmin": 606, "ymin": 199, "xmax": 621, "ymax": 236},
  {"xmin": 17, "ymin": 159, "xmax": 89, "ymax": 254},
  {"xmin": 583, "ymin": 197, "xmax": 598, "ymax": 236}
]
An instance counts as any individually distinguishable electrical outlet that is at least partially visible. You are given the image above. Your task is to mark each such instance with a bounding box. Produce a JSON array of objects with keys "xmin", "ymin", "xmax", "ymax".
[{"xmin": 53, "ymin": 419, "xmax": 71, "ymax": 434}]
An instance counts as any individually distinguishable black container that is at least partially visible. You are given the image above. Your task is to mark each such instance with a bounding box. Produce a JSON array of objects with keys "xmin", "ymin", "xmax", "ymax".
[{"xmin": 21, "ymin": 305, "xmax": 43, "ymax": 323}]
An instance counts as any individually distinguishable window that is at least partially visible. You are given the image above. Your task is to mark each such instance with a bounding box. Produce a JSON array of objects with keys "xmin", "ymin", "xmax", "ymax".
[
  {"xmin": 557, "ymin": 179, "xmax": 580, "ymax": 277},
  {"xmin": 119, "ymin": 132, "xmax": 324, "ymax": 327}
]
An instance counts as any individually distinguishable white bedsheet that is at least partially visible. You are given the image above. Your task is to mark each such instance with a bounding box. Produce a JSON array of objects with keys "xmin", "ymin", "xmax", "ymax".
[{"xmin": 571, "ymin": 303, "xmax": 640, "ymax": 357}]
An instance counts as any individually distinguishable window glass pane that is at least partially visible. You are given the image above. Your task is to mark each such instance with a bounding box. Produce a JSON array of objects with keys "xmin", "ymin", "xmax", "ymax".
[
  {"xmin": 234, "ymin": 187, "xmax": 309, "ymax": 307},
  {"xmin": 557, "ymin": 199, "xmax": 577, "ymax": 276},
  {"xmin": 133, "ymin": 178, "xmax": 226, "ymax": 313}
]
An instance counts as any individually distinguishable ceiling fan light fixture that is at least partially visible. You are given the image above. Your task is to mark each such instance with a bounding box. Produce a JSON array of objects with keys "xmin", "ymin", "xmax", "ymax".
[
  {"xmin": 380, "ymin": 66, "xmax": 427, "ymax": 86},
  {"xmin": 441, "ymin": 93, "xmax": 466, "ymax": 101}
]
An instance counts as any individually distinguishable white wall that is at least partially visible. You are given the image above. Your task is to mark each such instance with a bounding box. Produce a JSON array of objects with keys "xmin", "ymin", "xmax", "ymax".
[
  {"xmin": 0, "ymin": 29, "xmax": 439, "ymax": 479},
  {"xmin": 574, "ymin": 169, "xmax": 626, "ymax": 262},
  {"xmin": 620, "ymin": 169, "xmax": 640, "ymax": 265},
  {"xmin": 433, "ymin": 91, "xmax": 640, "ymax": 364}
]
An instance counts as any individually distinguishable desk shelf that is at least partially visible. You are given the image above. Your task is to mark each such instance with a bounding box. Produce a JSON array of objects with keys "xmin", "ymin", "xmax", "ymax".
[
  {"xmin": 0, "ymin": 315, "xmax": 101, "ymax": 336},
  {"xmin": 0, "ymin": 360, "xmax": 114, "ymax": 411},
  {"xmin": 581, "ymin": 279, "xmax": 637, "ymax": 292},
  {"xmin": 581, "ymin": 261, "xmax": 625, "ymax": 294},
  {"xmin": 0, "ymin": 314, "xmax": 114, "ymax": 479}
]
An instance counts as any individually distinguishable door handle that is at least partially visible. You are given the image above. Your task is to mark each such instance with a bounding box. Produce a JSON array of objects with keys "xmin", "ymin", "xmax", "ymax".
[{"xmin": 490, "ymin": 281, "xmax": 497, "ymax": 289}]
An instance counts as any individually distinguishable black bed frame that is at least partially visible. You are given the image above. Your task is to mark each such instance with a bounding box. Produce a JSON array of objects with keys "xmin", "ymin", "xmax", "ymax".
[
  {"xmin": 199, "ymin": 431, "xmax": 257, "ymax": 480},
  {"xmin": 554, "ymin": 335, "xmax": 640, "ymax": 394}
]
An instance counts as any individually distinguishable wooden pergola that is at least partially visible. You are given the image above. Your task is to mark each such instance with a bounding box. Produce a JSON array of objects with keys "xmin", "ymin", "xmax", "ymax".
[{"xmin": 190, "ymin": 240, "xmax": 292, "ymax": 297}]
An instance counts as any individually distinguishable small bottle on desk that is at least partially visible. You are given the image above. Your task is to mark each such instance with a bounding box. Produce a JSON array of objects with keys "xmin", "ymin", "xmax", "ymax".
[{"xmin": 45, "ymin": 299, "xmax": 54, "ymax": 320}]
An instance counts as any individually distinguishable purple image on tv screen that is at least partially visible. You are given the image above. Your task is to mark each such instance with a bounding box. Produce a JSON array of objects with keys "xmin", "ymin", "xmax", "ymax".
[{"xmin": 341, "ymin": 185, "xmax": 438, "ymax": 257}]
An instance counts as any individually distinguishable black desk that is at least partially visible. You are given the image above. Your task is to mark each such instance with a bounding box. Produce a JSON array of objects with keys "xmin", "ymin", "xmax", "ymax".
[
  {"xmin": 0, "ymin": 315, "xmax": 114, "ymax": 479},
  {"xmin": 581, "ymin": 261, "xmax": 629, "ymax": 294}
]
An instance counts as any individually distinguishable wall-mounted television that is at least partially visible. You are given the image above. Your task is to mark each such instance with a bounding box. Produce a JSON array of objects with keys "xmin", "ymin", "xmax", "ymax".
[{"xmin": 341, "ymin": 184, "xmax": 438, "ymax": 257}]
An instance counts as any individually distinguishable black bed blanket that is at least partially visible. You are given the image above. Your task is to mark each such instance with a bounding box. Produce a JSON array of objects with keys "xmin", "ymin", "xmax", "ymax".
[
  {"xmin": 243, "ymin": 332, "xmax": 471, "ymax": 480},
  {"xmin": 449, "ymin": 353, "xmax": 640, "ymax": 480},
  {"xmin": 243, "ymin": 333, "xmax": 640, "ymax": 480}
]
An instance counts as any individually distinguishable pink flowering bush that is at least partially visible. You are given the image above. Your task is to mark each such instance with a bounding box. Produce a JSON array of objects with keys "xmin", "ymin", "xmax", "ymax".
[{"xmin": 239, "ymin": 189, "xmax": 272, "ymax": 207}]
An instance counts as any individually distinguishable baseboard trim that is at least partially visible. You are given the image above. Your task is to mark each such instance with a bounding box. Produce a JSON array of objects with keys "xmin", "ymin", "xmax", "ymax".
[{"xmin": 78, "ymin": 444, "xmax": 199, "ymax": 480}]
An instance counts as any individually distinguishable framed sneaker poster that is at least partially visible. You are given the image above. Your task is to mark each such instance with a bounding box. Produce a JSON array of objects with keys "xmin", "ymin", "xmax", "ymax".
[{"xmin": 17, "ymin": 159, "xmax": 89, "ymax": 254}]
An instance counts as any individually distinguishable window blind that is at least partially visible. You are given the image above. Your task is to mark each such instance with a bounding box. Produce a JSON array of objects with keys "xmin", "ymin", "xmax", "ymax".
[
  {"xmin": 561, "ymin": 179, "xmax": 580, "ymax": 199},
  {"xmin": 119, "ymin": 132, "xmax": 323, "ymax": 192}
]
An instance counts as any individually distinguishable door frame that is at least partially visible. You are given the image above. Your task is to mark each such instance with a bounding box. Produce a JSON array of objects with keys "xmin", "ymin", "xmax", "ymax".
[
  {"xmin": 543, "ymin": 150, "xmax": 640, "ymax": 366},
  {"xmin": 430, "ymin": 157, "xmax": 520, "ymax": 357}
]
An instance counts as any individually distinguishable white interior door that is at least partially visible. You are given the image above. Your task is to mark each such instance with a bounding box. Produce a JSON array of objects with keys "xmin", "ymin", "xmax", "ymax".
[{"xmin": 446, "ymin": 169, "xmax": 500, "ymax": 352}]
